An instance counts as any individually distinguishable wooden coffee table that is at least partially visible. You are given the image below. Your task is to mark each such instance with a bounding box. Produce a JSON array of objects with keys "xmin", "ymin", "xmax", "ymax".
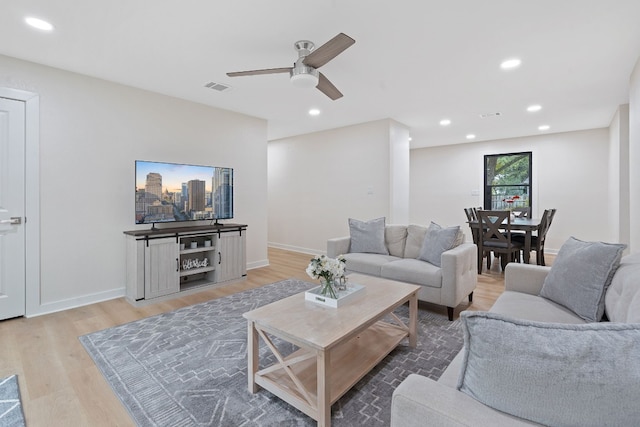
[{"xmin": 243, "ymin": 273, "xmax": 420, "ymax": 427}]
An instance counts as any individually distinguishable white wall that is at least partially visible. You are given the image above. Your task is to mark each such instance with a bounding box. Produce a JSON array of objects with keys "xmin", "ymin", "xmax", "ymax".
[
  {"xmin": 0, "ymin": 54, "xmax": 268, "ymax": 315},
  {"xmin": 410, "ymin": 128, "xmax": 612, "ymax": 253},
  {"xmin": 630, "ymin": 56, "xmax": 640, "ymax": 253},
  {"xmin": 268, "ymin": 120, "xmax": 395, "ymax": 254}
]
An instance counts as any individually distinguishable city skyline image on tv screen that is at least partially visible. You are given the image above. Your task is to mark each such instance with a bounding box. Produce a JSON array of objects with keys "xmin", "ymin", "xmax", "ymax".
[{"xmin": 135, "ymin": 160, "xmax": 233, "ymax": 224}]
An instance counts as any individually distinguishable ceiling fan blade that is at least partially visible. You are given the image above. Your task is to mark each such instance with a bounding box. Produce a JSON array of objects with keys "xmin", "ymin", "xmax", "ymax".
[
  {"xmin": 316, "ymin": 73, "xmax": 343, "ymax": 100},
  {"xmin": 226, "ymin": 67, "xmax": 291, "ymax": 77},
  {"xmin": 303, "ymin": 33, "xmax": 355, "ymax": 69}
]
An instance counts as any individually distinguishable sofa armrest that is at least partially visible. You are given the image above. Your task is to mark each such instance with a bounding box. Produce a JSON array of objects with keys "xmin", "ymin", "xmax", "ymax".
[
  {"xmin": 440, "ymin": 243, "xmax": 478, "ymax": 308},
  {"xmin": 504, "ymin": 263, "xmax": 552, "ymax": 295},
  {"xmin": 391, "ymin": 374, "xmax": 538, "ymax": 427},
  {"xmin": 327, "ymin": 236, "xmax": 350, "ymax": 258}
]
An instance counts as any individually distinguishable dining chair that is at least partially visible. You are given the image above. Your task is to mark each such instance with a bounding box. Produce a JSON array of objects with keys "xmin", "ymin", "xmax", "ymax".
[
  {"xmin": 512, "ymin": 207, "xmax": 530, "ymax": 218},
  {"xmin": 512, "ymin": 208, "xmax": 556, "ymax": 266},
  {"xmin": 465, "ymin": 207, "xmax": 493, "ymax": 273},
  {"xmin": 463, "ymin": 207, "xmax": 476, "ymax": 222},
  {"xmin": 477, "ymin": 210, "xmax": 523, "ymax": 272}
]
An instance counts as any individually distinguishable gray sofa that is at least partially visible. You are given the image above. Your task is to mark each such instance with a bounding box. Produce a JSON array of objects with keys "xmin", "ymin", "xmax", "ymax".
[
  {"xmin": 391, "ymin": 246, "xmax": 640, "ymax": 427},
  {"xmin": 327, "ymin": 223, "xmax": 477, "ymax": 320}
]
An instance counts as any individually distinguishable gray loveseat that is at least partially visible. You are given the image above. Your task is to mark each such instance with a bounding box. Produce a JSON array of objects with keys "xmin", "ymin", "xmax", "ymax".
[
  {"xmin": 391, "ymin": 242, "xmax": 640, "ymax": 427},
  {"xmin": 327, "ymin": 223, "xmax": 477, "ymax": 320}
]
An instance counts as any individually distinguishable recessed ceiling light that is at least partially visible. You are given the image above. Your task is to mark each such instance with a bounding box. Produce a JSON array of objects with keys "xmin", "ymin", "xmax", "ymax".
[
  {"xmin": 500, "ymin": 58, "xmax": 521, "ymax": 70},
  {"xmin": 466, "ymin": 134, "xmax": 476, "ymax": 140},
  {"xmin": 408, "ymin": 136, "xmax": 412, "ymax": 142},
  {"xmin": 538, "ymin": 125, "xmax": 550, "ymax": 131},
  {"xmin": 439, "ymin": 119, "xmax": 451, "ymax": 126},
  {"xmin": 25, "ymin": 16, "xmax": 54, "ymax": 31},
  {"xmin": 527, "ymin": 104, "xmax": 542, "ymax": 112},
  {"xmin": 308, "ymin": 108, "xmax": 320, "ymax": 116}
]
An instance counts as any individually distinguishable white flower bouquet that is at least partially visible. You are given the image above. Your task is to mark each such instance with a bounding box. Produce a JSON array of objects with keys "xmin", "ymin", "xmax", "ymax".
[{"xmin": 306, "ymin": 254, "xmax": 347, "ymax": 298}]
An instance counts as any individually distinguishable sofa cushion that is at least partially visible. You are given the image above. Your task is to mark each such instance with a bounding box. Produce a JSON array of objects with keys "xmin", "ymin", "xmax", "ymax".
[
  {"xmin": 343, "ymin": 252, "xmax": 398, "ymax": 276},
  {"xmin": 457, "ymin": 311, "xmax": 640, "ymax": 427},
  {"xmin": 605, "ymin": 252, "xmax": 640, "ymax": 323},
  {"xmin": 381, "ymin": 258, "xmax": 442, "ymax": 288},
  {"xmin": 490, "ymin": 291, "xmax": 586, "ymax": 324},
  {"xmin": 385, "ymin": 225, "xmax": 408, "ymax": 258},
  {"xmin": 539, "ymin": 236, "xmax": 625, "ymax": 322},
  {"xmin": 418, "ymin": 222, "xmax": 460, "ymax": 267},
  {"xmin": 348, "ymin": 217, "xmax": 389, "ymax": 255},
  {"xmin": 404, "ymin": 224, "xmax": 428, "ymax": 259}
]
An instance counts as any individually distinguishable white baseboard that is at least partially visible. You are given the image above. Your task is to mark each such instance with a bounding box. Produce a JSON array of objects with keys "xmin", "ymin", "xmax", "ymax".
[
  {"xmin": 247, "ymin": 259, "xmax": 269, "ymax": 270},
  {"xmin": 27, "ymin": 287, "xmax": 125, "ymax": 318},
  {"xmin": 268, "ymin": 242, "xmax": 324, "ymax": 255},
  {"xmin": 27, "ymin": 259, "xmax": 269, "ymax": 318}
]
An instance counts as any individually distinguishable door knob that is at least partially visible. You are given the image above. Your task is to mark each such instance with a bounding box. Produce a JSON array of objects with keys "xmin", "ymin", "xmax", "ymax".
[{"xmin": 0, "ymin": 217, "xmax": 21, "ymax": 225}]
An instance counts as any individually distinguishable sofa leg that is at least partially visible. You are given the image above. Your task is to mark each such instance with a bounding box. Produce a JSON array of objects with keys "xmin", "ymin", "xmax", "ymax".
[
  {"xmin": 447, "ymin": 307, "xmax": 454, "ymax": 321},
  {"xmin": 468, "ymin": 292, "xmax": 473, "ymax": 303}
]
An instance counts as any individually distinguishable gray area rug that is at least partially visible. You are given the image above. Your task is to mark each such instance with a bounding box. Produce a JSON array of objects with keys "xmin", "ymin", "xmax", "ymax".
[
  {"xmin": 80, "ymin": 279, "xmax": 463, "ymax": 426},
  {"xmin": 0, "ymin": 375, "xmax": 26, "ymax": 427}
]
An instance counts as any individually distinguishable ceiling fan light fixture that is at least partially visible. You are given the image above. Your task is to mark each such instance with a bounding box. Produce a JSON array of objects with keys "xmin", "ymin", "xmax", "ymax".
[
  {"xmin": 291, "ymin": 73, "xmax": 319, "ymax": 88},
  {"xmin": 290, "ymin": 66, "xmax": 319, "ymax": 89}
]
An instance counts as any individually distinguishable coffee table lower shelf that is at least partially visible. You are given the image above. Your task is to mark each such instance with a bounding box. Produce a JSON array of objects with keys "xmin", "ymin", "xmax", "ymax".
[{"xmin": 253, "ymin": 321, "xmax": 407, "ymax": 420}]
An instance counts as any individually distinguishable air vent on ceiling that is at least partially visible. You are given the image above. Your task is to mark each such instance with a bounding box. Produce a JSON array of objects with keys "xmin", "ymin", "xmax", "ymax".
[
  {"xmin": 204, "ymin": 81, "xmax": 232, "ymax": 92},
  {"xmin": 479, "ymin": 112, "xmax": 502, "ymax": 118}
]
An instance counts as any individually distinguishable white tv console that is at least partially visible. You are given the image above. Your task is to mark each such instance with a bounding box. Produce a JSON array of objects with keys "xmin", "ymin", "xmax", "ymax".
[{"xmin": 124, "ymin": 224, "xmax": 247, "ymax": 303}]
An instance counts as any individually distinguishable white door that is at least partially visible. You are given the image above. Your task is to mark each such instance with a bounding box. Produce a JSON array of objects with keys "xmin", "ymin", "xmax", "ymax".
[{"xmin": 0, "ymin": 97, "xmax": 26, "ymax": 320}]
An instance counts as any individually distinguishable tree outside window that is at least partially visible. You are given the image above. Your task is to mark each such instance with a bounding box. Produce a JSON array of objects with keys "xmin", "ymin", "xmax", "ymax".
[{"xmin": 484, "ymin": 152, "xmax": 532, "ymax": 210}]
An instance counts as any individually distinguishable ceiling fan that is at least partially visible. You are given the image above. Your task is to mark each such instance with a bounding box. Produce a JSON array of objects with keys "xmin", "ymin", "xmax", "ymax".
[{"xmin": 226, "ymin": 33, "xmax": 355, "ymax": 100}]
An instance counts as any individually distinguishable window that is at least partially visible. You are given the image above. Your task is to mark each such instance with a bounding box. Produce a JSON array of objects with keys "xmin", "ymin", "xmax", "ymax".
[{"xmin": 484, "ymin": 152, "xmax": 532, "ymax": 210}]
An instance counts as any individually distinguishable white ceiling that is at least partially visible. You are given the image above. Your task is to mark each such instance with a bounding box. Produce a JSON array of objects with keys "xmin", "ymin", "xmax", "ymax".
[{"xmin": 1, "ymin": 1, "xmax": 640, "ymax": 149}]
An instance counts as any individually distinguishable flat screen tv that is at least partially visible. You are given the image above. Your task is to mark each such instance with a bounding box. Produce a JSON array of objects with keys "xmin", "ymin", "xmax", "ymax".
[{"xmin": 135, "ymin": 160, "xmax": 233, "ymax": 226}]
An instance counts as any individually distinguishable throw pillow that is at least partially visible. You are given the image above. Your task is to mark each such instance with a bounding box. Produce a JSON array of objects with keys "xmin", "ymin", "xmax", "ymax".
[
  {"xmin": 348, "ymin": 217, "xmax": 389, "ymax": 255},
  {"xmin": 417, "ymin": 222, "xmax": 460, "ymax": 267},
  {"xmin": 457, "ymin": 311, "xmax": 640, "ymax": 427},
  {"xmin": 605, "ymin": 252, "xmax": 640, "ymax": 323},
  {"xmin": 385, "ymin": 225, "xmax": 408, "ymax": 258},
  {"xmin": 403, "ymin": 224, "xmax": 427, "ymax": 259},
  {"xmin": 539, "ymin": 236, "xmax": 626, "ymax": 322}
]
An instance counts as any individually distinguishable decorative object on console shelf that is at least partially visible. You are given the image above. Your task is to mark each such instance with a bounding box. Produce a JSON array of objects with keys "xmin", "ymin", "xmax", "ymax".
[
  {"xmin": 306, "ymin": 254, "xmax": 347, "ymax": 298},
  {"xmin": 182, "ymin": 258, "xmax": 209, "ymax": 271}
]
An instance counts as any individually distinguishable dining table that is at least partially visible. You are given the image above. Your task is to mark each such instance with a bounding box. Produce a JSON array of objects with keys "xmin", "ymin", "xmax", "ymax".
[{"xmin": 467, "ymin": 216, "xmax": 542, "ymax": 267}]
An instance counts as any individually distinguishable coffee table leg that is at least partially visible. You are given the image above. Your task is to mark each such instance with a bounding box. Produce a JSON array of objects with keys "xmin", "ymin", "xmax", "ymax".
[
  {"xmin": 247, "ymin": 320, "xmax": 259, "ymax": 393},
  {"xmin": 408, "ymin": 293, "xmax": 418, "ymax": 348},
  {"xmin": 317, "ymin": 349, "xmax": 331, "ymax": 427}
]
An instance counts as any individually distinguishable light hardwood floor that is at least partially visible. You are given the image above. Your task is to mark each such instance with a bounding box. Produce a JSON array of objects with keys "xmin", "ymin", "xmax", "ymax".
[{"xmin": 0, "ymin": 247, "xmax": 519, "ymax": 426}]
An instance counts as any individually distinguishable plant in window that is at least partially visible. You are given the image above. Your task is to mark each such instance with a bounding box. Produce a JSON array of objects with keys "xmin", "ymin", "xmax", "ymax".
[{"xmin": 502, "ymin": 195, "xmax": 521, "ymax": 210}]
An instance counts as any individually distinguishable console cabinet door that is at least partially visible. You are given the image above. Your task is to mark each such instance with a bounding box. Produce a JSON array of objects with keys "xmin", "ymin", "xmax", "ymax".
[
  {"xmin": 144, "ymin": 237, "xmax": 180, "ymax": 299},
  {"xmin": 216, "ymin": 231, "xmax": 246, "ymax": 283}
]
